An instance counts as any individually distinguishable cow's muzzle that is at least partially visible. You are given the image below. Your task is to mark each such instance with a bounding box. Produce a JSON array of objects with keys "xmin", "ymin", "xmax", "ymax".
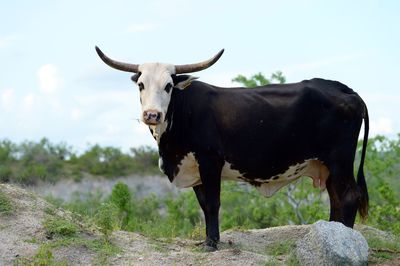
[{"xmin": 143, "ymin": 110, "xmax": 162, "ymax": 125}]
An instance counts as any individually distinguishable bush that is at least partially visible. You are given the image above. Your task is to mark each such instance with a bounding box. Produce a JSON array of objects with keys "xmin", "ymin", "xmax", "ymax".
[
  {"xmin": 18, "ymin": 138, "xmax": 68, "ymax": 183},
  {"xmin": 71, "ymin": 145, "xmax": 159, "ymax": 178},
  {"xmin": 94, "ymin": 202, "xmax": 119, "ymax": 240},
  {"xmin": 110, "ymin": 182, "xmax": 132, "ymax": 212},
  {"xmin": 62, "ymin": 191, "xmax": 104, "ymax": 217},
  {"xmin": 0, "ymin": 138, "xmax": 72, "ymax": 185},
  {"xmin": 0, "ymin": 138, "xmax": 160, "ymax": 185},
  {"xmin": 0, "ymin": 165, "xmax": 12, "ymax": 183},
  {"xmin": 4, "ymin": 134, "xmax": 398, "ymax": 237},
  {"xmin": 14, "ymin": 245, "xmax": 68, "ymax": 266},
  {"xmin": 130, "ymin": 146, "xmax": 159, "ymax": 174},
  {"xmin": 366, "ymin": 181, "xmax": 400, "ymax": 234},
  {"xmin": 110, "ymin": 182, "xmax": 132, "ymax": 227},
  {"xmin": 43, "ymin": 218, "xmax": 78, "ymax": 238},
  {"xmin": 76, "ymin": 145, "xmax": 133, "ymax": 177},
  {"xmin": 0, "ymin": 192, "xmax": 13, "ymax": 214},
  {"xmin": 359, "ymin": 135, "xmax": 400, "ymax": 234},
  {"xmin": 0, "ymin": 140, "xmax": 16, "ymax": 163}
]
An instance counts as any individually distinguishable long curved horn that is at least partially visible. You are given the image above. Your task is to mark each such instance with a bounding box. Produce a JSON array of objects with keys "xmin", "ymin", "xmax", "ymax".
[
  {"xmin": 175, "ymin": 49, "xmax": 224, "ymax": 74},
  {"xmin": 95, "ymin": 46, "xmax": 139, "ymax": 73}
]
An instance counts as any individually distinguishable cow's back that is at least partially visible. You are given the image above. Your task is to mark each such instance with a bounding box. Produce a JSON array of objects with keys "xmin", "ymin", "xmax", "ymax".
[{"xmin": 193, "ymin": 78, "xmax": 365, "ymax": 181}]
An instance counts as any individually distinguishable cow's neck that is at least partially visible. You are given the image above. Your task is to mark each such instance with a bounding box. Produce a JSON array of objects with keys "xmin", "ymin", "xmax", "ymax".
[
  {"xmin": 149, "ymin": 122, "xmax": 168, "ymax": 144},
  {"xmin": 158, "ymin": 89, "xmax": 189, "ymax": 149},
  {"xmin": 155, "ymin": 90, "xmax": 191, "ymax": 180}
]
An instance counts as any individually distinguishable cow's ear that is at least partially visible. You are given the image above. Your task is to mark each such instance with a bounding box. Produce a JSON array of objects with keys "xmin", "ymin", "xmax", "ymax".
[
  {"xmin": 131, "ymin": 72, "xmax": 142, "ymax": 83},
  {"xmin": 172, "ymin": 75, "xmax": 198, "ymax": 90}
]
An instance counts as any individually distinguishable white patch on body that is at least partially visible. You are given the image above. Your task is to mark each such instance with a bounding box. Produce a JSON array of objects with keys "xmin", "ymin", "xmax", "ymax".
[
  {"xmin": 150, "ymin": 119, "xmax": 168, "ymax": 144},
  {"xmin": 158, "ymin": 157, "xmax": 164, "ymax": 172},
  {"xmin": 256, "ymin": 159, "xmax": 329, "ymax": 197},
  {"xmin": 172, "ymin": 156, "xmax": 244, "ymax": 188},
  {"xmin": 221, "ymin": 162, "xmax": 244, "ymax": 181},
  {"xmin": 171, "ymin": 155, "xmax": 329, "ymax": 198},
  {"xmin": 172, "ymin": 152, "xmax": 201, "ymax": 188}
]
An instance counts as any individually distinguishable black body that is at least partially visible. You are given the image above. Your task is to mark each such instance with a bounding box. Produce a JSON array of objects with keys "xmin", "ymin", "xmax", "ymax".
[{"xmin": 159, "ymin": 78, "xmax": 369, "ymax": 249}]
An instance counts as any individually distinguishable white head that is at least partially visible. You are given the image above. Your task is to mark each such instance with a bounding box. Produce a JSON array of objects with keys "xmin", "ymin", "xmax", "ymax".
[{"xmin": 95, "ymin": 47, "xmax": 224, "ymax": 125}]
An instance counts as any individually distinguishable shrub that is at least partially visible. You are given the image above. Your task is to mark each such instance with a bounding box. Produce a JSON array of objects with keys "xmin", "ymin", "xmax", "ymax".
[
  {"xmin": 110, "ymin": 182, "xmax": 132, "ymax": 212},
  {"xmin": 0, "ymin": 192, "xmax": 13, "ymax": 214},
  {"xmin": 28, "ymin": 135, "xmax": 399, "ymax": 238},
  {"xmin": 43, "ymin": 218, "xmax": 78, "ymax": 238},
  {"xmin": 63, "ymin": 191, "xmax": 104, "ymax": 217},
  {"xmin": 13, "ymin": 245, "xmax": 68, "ymax": 266},
  {"xmin": 0, "ymin": 139, "xmax": 16, "ymax": 163},
  {"xmin": 163, "ymin": 191, "xmax": 202, "ymax": 236},
  {"xmin": 110, "ymin": 182, "xmax": 132, "ymax": 226},
  {"xmin": 94, "ymin": 202, "xmax": 119, "ymax": 240},
  {"xmin": 75, "ymin": 145, "xmax": 139, "ymax": 177},
  {"xmin": 0, "ymin": 138, "xmax": 161, "ymax": 184},
  {"xmin": 130, "ymin": 146, "xmax": 159, "ymax": 174},
  {"xmin": 0, "ymin": 166, "xmax": 12, "ymax": 183}
]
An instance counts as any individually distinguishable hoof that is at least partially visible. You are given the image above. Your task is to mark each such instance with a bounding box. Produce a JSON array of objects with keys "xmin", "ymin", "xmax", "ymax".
[
  {"xmin": 194, "ymin": 241, "xmax": 218, "ymax": 251},
  {"xmin": 203, "ymin": 239, "xmax": 218, "ymax": 252},
  {"xmin": 203, "ymin": 244, "xmax": 218, "ymax": 252}
]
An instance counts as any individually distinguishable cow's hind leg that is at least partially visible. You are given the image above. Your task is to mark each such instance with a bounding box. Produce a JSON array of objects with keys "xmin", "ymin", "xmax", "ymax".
[{"xmin": 326, "ymin": 162, "xmax": 361, "ymax": 228}]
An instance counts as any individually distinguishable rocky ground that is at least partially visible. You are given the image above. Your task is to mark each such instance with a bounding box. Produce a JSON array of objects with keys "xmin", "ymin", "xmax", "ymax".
[
  {"xmin": 28, "ymin": 174, "xmax": 181, "ymax": 201},
  {"xmin": 1, "ymin": 183, "xmax": 399, "ymax": 265}
]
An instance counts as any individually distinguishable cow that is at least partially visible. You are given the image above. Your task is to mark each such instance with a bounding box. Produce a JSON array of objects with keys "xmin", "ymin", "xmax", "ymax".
[{"xmin": 95, "ymin": 46, "xmax": 369, "ymax": 251}]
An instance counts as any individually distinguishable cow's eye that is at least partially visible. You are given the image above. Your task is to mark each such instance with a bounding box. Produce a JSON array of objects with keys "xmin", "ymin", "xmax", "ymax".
[
  {"xmin": 138, "ymin": 82, "xmax": 144, "ymax": 91},
  {"xmin": 164, "ymin": 83, "xmax": 172, "ymax": 93}
]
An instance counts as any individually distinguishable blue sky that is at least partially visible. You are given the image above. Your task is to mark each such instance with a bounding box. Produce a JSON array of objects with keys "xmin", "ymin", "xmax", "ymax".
[{"xmin": 1, "ymin": 0, "xmax": 399, "ymax": 152}]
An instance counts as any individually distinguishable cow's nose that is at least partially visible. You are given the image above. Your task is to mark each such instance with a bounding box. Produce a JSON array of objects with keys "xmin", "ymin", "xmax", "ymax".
[{"xmin": 143, "ymin": 110, "xmax": 162, "ymax": 125}]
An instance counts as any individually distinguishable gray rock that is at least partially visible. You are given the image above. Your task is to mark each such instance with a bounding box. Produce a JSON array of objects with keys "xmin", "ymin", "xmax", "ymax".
[{"xmin": 296, "ymin": 220, "xmax": 368, "ymax": 266}]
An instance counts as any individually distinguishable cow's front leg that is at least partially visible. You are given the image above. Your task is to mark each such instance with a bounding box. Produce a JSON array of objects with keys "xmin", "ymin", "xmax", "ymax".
[{"xmin": 194, "ymin": 154, "xmax": 223, "ymax": 251}]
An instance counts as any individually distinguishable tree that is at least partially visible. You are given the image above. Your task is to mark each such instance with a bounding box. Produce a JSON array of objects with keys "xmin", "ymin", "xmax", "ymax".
[{"xmin": 232, "ymin": 71, "xmax": 286, "ymax": 88}]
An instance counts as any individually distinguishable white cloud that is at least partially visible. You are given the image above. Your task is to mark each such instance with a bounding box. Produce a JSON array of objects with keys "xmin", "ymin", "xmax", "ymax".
[
  {"xmin": 22, "ymin": 93, "xmax": 35, "ymax": 111},
  {"xmin": 1, "ymin": 88, "xmax": 14, "ymax": 111},
  {"xmin": 37, "ymin": 64, "xmax": 62, "ymax": 93},
  {"xmin": 70, "ymin": 108, "xmax": 82, "ymax": 121},
  {"xmin": 0, "ymin": 34, "xmax": 21, "ymax": 48},
  {"xmin": 370, "ymin": 117, "xmax": 393, "ymax": 135},
  {"xmin": 125, "ymin": 22, "xmax": 159, "ymax": 33}
]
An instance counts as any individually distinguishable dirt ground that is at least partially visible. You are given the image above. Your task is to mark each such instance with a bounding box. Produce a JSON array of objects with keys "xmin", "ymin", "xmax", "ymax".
[{"xmin": 1, "ymin": 183, "xmax": 398, "ymax": 265}]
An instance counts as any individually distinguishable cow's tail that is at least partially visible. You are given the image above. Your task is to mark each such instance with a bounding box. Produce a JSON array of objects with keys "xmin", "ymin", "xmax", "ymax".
[{"xmin": 357, "ymin": 103, "xmax": 369, "ymax": 221}]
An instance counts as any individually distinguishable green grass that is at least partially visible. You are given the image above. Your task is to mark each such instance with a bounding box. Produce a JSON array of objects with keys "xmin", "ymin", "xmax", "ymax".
[
  {"xmin": 21, "ymin": 218, "xmax": 121, "ymax": 265},
  {"xmin": 265, "ymin": 240, "xmax": 300, "ymax": 266},
  {"xmin": 24, "ymin": 237, "xmax": 41, "ymax": 244},
  {"xmin": 44, "ymin": 206, "xmax": 57, "ymax": 216},
  {"xmin": 366, "ymin": 235, "xmax": 400, "ymax": 263},
  {"xmin": 44, "ymin": 236, "xmax": 122, "ymax": 265},
  {"xmin": 43, "ymin": 217, "xmax": 78, "ymax": 238},
  {"xmin": 16, "ymin": 237, "xmax": 121, "ymax": 266},
  {"xmin": 13, "ymin": 245, "xmax": 68, "ymax": 266},
  {"xmin": 94, "ymin": 202, "xmax": 119, "ymax": 240},
  {"xmin": 265, "ymin": 240, "xmax": 296, "ymax": 256},
  {"xmin": 46, "ymin": 236, "xmax": 121, "ymax": 256},
  {"xmin": 0, "ymin": 192, "xmax": 13, "ymax": 214}
]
